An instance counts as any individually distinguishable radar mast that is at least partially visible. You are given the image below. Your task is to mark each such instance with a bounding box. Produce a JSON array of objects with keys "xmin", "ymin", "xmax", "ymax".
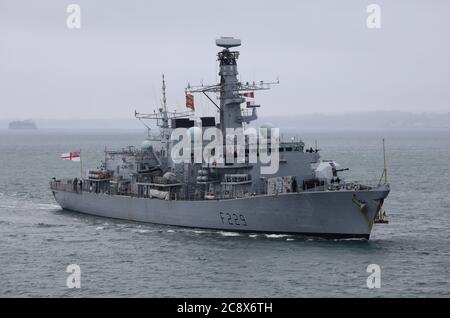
[{"xmin": 186, "ymin": 37, "xmax": 279, "ymax": 136}]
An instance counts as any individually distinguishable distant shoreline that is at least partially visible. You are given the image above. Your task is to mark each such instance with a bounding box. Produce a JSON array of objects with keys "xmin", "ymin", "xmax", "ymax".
[
  {"xmin": 0, "ymin": 128, "xmax": 449, "ymax": 135},
  {"xmin": 1, "ymin": 111, "xmax": 449, "ymax": 131}
]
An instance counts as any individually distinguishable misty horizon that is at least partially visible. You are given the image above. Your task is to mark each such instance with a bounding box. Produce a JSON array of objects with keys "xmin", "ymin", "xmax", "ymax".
[
  {"xmin": 1, "ymin": 0, "xmax": 449, "ymax": 120},
  {"xmin": 1, "ymin": 110, "xmax": 449, "ymax": 130}
]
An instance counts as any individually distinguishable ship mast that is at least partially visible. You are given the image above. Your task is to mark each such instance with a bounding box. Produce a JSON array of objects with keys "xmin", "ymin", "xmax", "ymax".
[
  {"xmin": 186, "ymin": 37, "xmax": 279, "ymax": 136},
  {"xmin": 161, "ymin": 74, "xmax": 169, "ymax": 128},
  {"xmin": 135, "ymin": 74, "xmax": 192, "ymax": 158},
  {"xmin": 217, "ymin": 38, "xmax": 245, "ymax": 134},
  {"xmin": 378, "ymin": 138, "xmax": 389, "ymax": 185},
  {"xmin": 383, "ymin": 138, "xmax": 388, "ymax": 184},
  {"xmin": 135, "ymin": 74, "xmax": 192, "ymax": 130}
]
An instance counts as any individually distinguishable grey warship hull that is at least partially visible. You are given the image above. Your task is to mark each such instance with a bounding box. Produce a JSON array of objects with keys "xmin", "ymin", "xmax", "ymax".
[
  {"xmin": 50, "ymin": 37, "xmax": 391, "ymax": 239},
  {"xmin": 52, "ymin": 185, "xmax": 389, "ymax": 239}
]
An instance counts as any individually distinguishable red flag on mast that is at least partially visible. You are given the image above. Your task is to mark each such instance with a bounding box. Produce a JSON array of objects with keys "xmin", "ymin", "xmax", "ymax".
[
  {"xmin": 186, "ymin": 94, "xmax": 195, "ymax": 111},
  {"xmin": 240, "ymin": 92, "xmax": 255, "ymax": 98}
]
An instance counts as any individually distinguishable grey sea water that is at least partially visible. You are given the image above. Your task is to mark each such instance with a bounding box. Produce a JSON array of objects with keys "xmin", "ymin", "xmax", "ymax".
[{"xmin": 0, "ymin": 129, "xmax": 449, "ymax": 297}]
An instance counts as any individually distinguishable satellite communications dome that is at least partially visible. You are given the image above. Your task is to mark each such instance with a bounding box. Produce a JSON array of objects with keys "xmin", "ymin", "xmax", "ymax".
[{"xmin": 141, "ymin": 139, "xmax": 153, "ymax": 150}]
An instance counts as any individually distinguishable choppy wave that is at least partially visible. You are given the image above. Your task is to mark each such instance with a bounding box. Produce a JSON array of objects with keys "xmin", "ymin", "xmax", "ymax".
[
  {"xmin": 265, "ymin": 234, "xmax": 291, "ymax": 239},
  {"xmin": 35, "ymin": 222, "xmax": 66, "ymax": 228},
  {"xmin": 135, "ymin": 229, "xmax": 150, "ymax": 234},
  {"xmin": 0, "ymin": 192, "xmax": 59, "ymax": 211},
  {"xmin": 218, "ymin": 231, "xmax": 241, "ymax": 237},
  {"xmin": 36, "ymin": 203, "xmax": 60, "ymax": 210},
  {"xmin": 332, "ymin": 238, "xmax": 368, "ymax": 242},
  {"xmin": 192, "ymin": 230, "xmax": 208, "ymax": 234}
]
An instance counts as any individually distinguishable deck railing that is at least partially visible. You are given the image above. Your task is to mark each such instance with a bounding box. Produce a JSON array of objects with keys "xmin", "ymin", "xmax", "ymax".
[
  {"xmin": 303, "ymin": 180, "xmax": 383, "ymax": 192},
  {"xmin": 50, "ymin": 179, "xmax": 80, "ymax": 193},
  {"xmin": 50, "ymin": 178, "xmax": 386, "ymax": 201}
]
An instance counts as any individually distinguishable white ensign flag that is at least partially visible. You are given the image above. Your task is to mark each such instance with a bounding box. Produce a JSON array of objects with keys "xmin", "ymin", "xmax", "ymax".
[{"xmin": 61, "ymin": 151, "xmax": 81, "ymax": 162}]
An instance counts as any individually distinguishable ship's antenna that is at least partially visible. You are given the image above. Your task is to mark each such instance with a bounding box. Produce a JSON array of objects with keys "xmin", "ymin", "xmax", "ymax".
[
  {"xmin": 162, "ymin": 74, "xmax": 167, "ymax": 112},
  {"xmin": 378, "ymin": 138, "xmax": 388, "ymax": 185},
  {"xmin": 383, "ymin": 138, "xmax": 388, "ymax": 184},
  {"xmin": 79, "ymin": 149, "xmax": 83, "ymax": 179},
  {"xmin": 161, "ymin": 74, "xmax": 169, "ymax": 128},
  {"xmin": 135, "ymin": 74, "xmax": 191, "ymax": 135}
]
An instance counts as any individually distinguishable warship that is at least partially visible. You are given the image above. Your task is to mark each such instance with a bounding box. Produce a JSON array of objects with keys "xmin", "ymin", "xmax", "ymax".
[
  {"xmin": 8, "ymin": 120, "xmax": 37, "ymax": 130},
  {"xmin": 50, "ymin": 37, "xmax": 390, "ymax": 239}
]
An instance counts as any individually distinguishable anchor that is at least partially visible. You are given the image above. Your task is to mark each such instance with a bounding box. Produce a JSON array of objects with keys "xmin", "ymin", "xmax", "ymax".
[
  {"xmin": 352, "ymin": 194, "xmax": 368, "ymax": 214},
  {"xmin": 352, "ymin": 194, "xmax": 373, "ymax": 230},
  {"xmin": 374, "ymin": 198, "xmax": 389, "ymax": 224}
]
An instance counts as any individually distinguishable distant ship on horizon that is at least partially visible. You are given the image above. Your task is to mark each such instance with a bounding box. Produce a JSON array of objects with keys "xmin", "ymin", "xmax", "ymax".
[{"xmin": 8, "ymin": 120, "xmax": 38, "ymax": 130}]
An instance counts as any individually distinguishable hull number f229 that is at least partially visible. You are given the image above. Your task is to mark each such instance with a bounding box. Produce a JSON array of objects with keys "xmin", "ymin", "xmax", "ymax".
[{"xmin": 219, "ymin": 212, "xmax": 247, "ymax": 226}]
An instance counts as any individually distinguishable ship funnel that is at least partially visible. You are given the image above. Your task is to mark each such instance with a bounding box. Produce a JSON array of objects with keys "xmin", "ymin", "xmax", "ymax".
[{"xmin": 216, "ymin": 37, "xmax": 241, "ymax": 49}]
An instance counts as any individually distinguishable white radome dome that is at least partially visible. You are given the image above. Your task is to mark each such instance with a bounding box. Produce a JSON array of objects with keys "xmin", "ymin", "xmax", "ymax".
[{"xmin": 141, "ymin": 139, "xmax": 153, "ymax": 150}]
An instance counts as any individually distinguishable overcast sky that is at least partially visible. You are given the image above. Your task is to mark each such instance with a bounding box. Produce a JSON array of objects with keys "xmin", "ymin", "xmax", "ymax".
[{"xmin": 0, "ymin": 0, "xmax": 449, "ymax": 119}]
